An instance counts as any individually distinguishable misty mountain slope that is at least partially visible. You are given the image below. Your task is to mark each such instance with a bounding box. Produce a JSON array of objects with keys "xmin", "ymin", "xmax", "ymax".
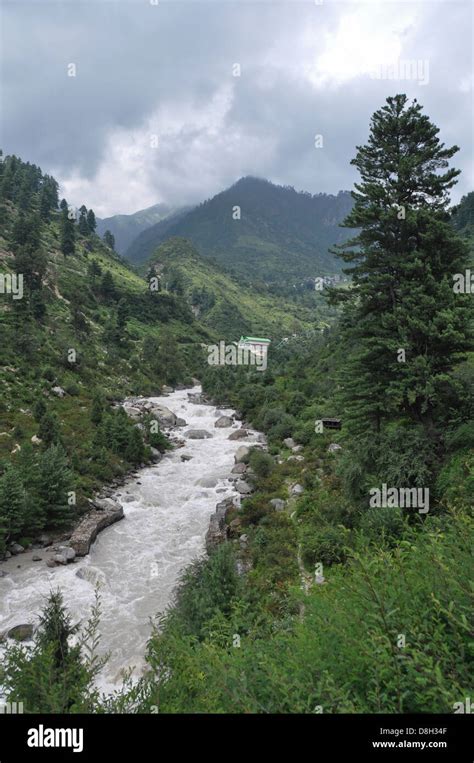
[
  {"xmin": 125, "ymin": 177, "xmax": 353, "ymax": 282},
  {"xmin": 96, "ymin": 203, "xmax": 189, "ymax": 255}
]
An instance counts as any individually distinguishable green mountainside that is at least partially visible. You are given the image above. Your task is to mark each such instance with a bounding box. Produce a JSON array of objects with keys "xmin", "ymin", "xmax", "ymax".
[
  {"xmin": 0, "ymin": 154, "xmax": 211, "ymax": 539},
  {"xmin": 125, "ymin": 177, "xmax": 353, "ymax": 283},
  {"xmin": 145, "ymin": 236, "xmax": 338, "ymax": 338}
]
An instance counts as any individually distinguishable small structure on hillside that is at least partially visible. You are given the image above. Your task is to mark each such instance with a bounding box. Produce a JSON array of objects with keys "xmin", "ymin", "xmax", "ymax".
[
  {"xmin": 321, "ymin": 418, "xmax": 342, "ymax": 430},
  {"xmin": 237, "ymin": 336, "xmax": 271, "ymax": 360}
]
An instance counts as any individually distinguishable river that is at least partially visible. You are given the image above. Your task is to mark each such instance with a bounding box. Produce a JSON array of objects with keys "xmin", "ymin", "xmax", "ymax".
[{"xmin": 0, "ymin": 386, "xmax": 255, "ymax": 692}]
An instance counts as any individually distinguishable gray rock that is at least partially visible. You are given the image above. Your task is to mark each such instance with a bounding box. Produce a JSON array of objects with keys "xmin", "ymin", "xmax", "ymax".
[
  {"xmin": 93, "ymin": 497, "xmax": 122, "ymax": 512},
  {"xmin": 53, "ymin": 553, "xmax": 68, "ymax": 565},
  {"xmin": 328, "ymin": 443, "xmax": 342, "ymax": 452},
  {"xmin": 284, "ymin": 437, "xmax": 295, "ymax": 448},
  {"xmin": 270, "ymin": 498, "xmax": 287, "ymax": 511},
  {"xmin": 186, "ymin": 429, "xmax": 212, "ymax": 439},
  {"xmin": 239, "ymin": 534, "xmax": 249, "ymax": 546},
  {"xmin": 46, "ymin": 559, "xmax": 57, "ymax": 568},
  {"xmin": 69, "ymin": 503, "xmax": 124, "ymax": 557},
  {"xmin": 287, "ymin": 455, "xmax": 305, "ymax": 462},
  {"xmin": 205, "ymin": 497, "xmax": 238, "ymax": 552},
  {"xmin": 52, "ymin": 385, "xmax": 66, "ymax": 397},
  {"xmin": 180, "ymin": 454, "xmax": 193, "ymax": 461},
  {"xmin": 215, "ymin": 416, "xmax": 233, "ymax": 428},
  {"xmin": 291, "ymin": 483, "xmax": 305, "ymax": 496},
  {"xmin": 231, "ymin": 463, "xmax": 247, "ymax": 474},
  {"xmin": 148, "ymin": 405, "xmax": 177, "ymax": 427},
  {"xmin": 162, "ymin": 385, "xmax": 174, "ymax": 393},
  {"xmin": 292, "ymin": 445, "xmax": 304, "ymax": 453},
  {"xmin": 150, "ymin": 447, "xmax": 162, "ymax": 462},
  {"xmin": 9, "ymin": 543, "xmax": 25, "ymax": 555},
  {"xmin": 7, "ymin": 623, "xmax": 34, "ymax": 641},
  {"xmin": 196, "ymin": 477, "xmax": 218, "ymax": 488},
  {"xmin": 234, "ymin": 445, "xmax": 250, "ymax": 464},
  {"xmin": 228, "ymin": 429, "xmax": 249, "ymax": 440},
  {"xmin": 32, "ymin": 553, "xmax": 43, "ymax": 562},
  {"xmin": 176, "ymin": 418, "xmax": 187, "ymax": 427},
  {"xmin": 236, "ymin": 480, "xmax": 253, "ymax": 495}
]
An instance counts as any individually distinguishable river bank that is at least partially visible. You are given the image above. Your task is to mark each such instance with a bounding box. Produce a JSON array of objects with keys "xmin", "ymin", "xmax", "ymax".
[{"xmin": 0, "ymin": 385, "xmax": 263, "ymax": 691}]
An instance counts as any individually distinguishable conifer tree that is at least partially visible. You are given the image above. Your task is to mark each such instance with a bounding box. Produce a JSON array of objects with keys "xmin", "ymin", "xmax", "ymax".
[
  {"xmin": 332, "ymin": 95, "xmax": 472, "ymax": 450},
  {"xmin": 86, "ymin": 208, "xmax": 97, "ymax": 233}
]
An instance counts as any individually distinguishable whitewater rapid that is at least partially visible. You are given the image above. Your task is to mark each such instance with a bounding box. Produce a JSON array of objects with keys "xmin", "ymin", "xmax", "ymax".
[{"xmin": 0, "ymin": 387, "xmax": 255, "ymax": 691}]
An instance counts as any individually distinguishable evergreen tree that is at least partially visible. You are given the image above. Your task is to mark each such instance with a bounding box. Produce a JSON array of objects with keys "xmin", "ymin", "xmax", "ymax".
[
  {"xmin": 38, "ymin": 411, "xmax": 61, "ymax": 448},
  {"xmin": 0, "ymin": 464, "xmax": 27, "ymax": 546},
  {"xmin": 78, "ymin": 205, "xmax": 89, "ymax": 235},
  {"xmin": 100, "ymin": 270, "xmax": 116, "ymax": 302},
  {"xmin": 33, "ymin": 445, "xmax": 74, "ymax": 529},
  {"xmin": 86, "ymin": 208, "xmax": 97, "ymax": 233},
  {"xmin": 124, "ymin": 427, "xmax": 145, "ymax": 464},
  {"xmin": 60, "ymin": 205, "xmax": 76, "ymax": 257},
  {"xmin": 91, "ymin": 393, "xmax": 104, "ymax": 425},
  {"xmin": 103, "ymin": 230, "xmax": 115, "ymax": 250},
  {"xmin": 332, "ymin": 95, "xmax": 472, "ymax": 452}
]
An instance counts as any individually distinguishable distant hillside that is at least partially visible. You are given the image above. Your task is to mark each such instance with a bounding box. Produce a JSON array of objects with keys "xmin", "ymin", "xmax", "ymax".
[
  {"xmin": 96, "ymin": 203, "xmax": 189, "ymax": 255},
  {"xmin": 125, "ymin": 177, "xmax": 353, "ymax": 282},
  {"xmin": 146, "ymin": 237, "xmax": 338, "ymax": 338}
]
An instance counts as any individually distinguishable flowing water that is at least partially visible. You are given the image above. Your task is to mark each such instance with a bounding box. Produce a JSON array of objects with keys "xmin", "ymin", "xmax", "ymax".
[{"xmin": 0, "ymin": 387, "xmax": 255, "ymax": 691}]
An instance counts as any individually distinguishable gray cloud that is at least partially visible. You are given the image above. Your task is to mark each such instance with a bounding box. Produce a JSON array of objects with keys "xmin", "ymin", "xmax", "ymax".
[{"xmin": 2, "ymin": 0, "xmax": 472, "ymax": 215}]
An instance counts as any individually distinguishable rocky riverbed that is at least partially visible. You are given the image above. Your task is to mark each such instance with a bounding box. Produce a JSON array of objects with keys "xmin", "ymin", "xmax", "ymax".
[{"xmin": 0, "ymin": 386, "xmax": 265, "ymax": 692}]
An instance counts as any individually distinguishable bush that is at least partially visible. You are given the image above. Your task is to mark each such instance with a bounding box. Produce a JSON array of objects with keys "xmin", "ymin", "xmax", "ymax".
[
  {"xmin": 300, "ymin": 523, "xmax": 349, "ymax": 567},
  {"xmin": 248, "ymin": 448, "xmax": 274, "ymax": 478}
]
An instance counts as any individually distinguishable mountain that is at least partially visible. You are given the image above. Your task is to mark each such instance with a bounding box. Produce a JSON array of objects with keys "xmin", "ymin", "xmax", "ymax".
[
  {"xmin": 96, "ymin": 203, "xmax": 189, "ymax": 255},
  {"xmin": 145, "ymin": 237, "xmax": 338, "ymax": 338},
  {"xmin": 125, "ymin": 177, "xmax": 353, "ymax": 282}
]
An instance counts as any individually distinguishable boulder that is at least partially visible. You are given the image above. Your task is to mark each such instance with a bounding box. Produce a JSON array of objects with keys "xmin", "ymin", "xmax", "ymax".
[
  {"xmin": 149, "ymin": 447, "xmax": 162, "ymax": 463},
  {"xmin": 53, "ymin": 553, "xmax": 68, "ymax": 565},
  {"xmin": 52, "ymin": 386, "xmax": 66, "ymax": 397},
  {"xmin": 7, "ymin": 624, "xmax": 34, "ymax": 641},
  {"xmin": 234, "ymin": 445, "xmax": 250, "ymax": 464},
  {"xmin": 124, "ymin": 406, "xmax": 142, "ymax": 420},
  {"xmin": 186, "ymin": 429, "xmax": 212, "ymax": 439},
  {"xmin": 148, "ymin": 405, "xmax": 177, "ymax": 427},
  {"xmin": 270, "ymin": 498, "xmax": 286, "ymax": 511},
  {"xmin": 291, "ymin": 483, "xmax": 305, "ymax": 496},
  {"xmin": 32, "ymin": 553, "xmax": 42, "ymax": 562},
  {"xmin": 31, "ymin": 434, "xmax": 42, "ymax": 445},
  {"xmin": 287, "ymin": 455, "xmax": 305, "ymax": 462},
  {"xmin": 69, "ymin": 503, "xmax": 124, "ymax": 557},
  {"xmin": 196, "ymin": 477, "xmax": 218, "ymax": 488},
  {"xmin": 292, "ymin": 445, "xmax": 303, "ymax": 453},
  {"xmin": 284, "ymin": 437, "xmax": 295, "ymax": 449},
  {"xmin": 46, "ymin": 559, "xmax": 57, "ymax": 568},
  {"xmin": 176, "ymin": 418, "xmax": 187, "ymax": 427},
  {"xmin": 228, "ymin": 429, "xmax": 249, "ymax": 440},
  {"xmin": 205, "ymin": 497, "xmax": 238, "ymax": 552},
  {"xmin": 236, "ymin": 480, "xmax": 253, "ymax": 495},
  {"xmin": 8, "ymin": 543, "xmax": 24, "ymax": 555},
  {"xmin": 231, "ymin": 463, "xmax": 247, "ymax": 474},
  {"xmin": 180, "ymin": 454, "xmax": 193, "ymax": 462},
  {"xmin": 214, "ymin": 416, "xmax": 233, "ymax": 428},
  {"xmin": 328, "ymin": 443, "xmax": 342, "ymax": 452},
  {"xmin": 162, "ymin": 385, "xmax": 174, "ymax": 394}
]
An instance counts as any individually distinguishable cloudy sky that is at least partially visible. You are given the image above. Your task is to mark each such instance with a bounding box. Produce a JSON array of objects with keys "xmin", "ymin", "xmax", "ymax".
[{"xmin": 2, "ymin": 0, "xmax": 473, "ymax": 217}]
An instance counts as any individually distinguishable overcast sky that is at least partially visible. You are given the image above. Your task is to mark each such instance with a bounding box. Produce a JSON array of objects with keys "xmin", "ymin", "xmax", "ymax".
[{"xmin": 2, "ymin": 0, "xmax": 473, "ymax": 217}]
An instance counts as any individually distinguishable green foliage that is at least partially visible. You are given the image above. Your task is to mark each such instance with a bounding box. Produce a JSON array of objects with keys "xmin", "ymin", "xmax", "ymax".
[{"xmin": 0, "ymin": 590, "xmax": 106, "ymax": 713}]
